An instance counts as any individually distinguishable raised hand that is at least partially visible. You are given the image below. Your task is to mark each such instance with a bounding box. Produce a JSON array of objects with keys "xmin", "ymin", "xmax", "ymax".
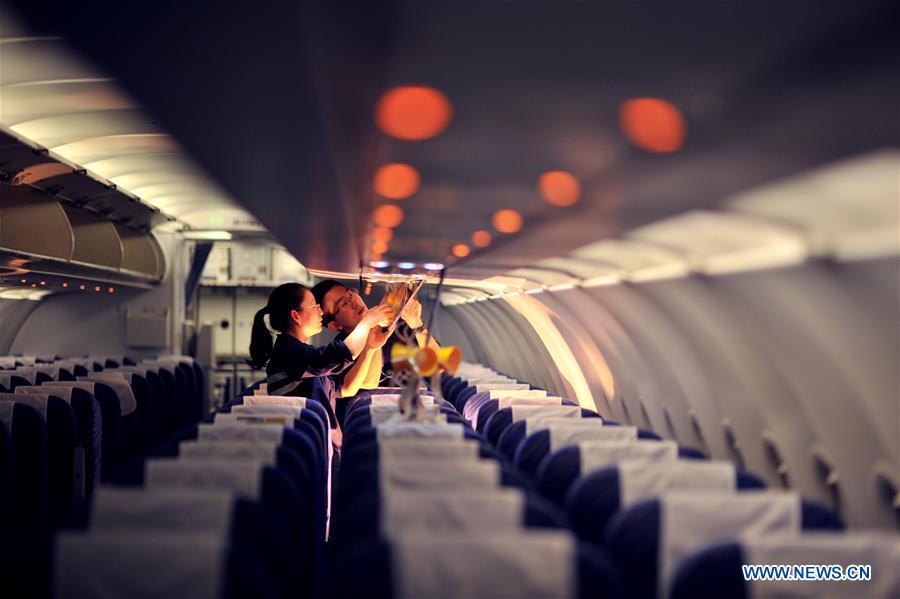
[
  {"xmin": 400, "ymin": 297, "xmax": 423, "ymax": 329},
  {"xmin": 361, "ymin": 304, "xmax": 395, "ymax": 329},
  {"xmin": 365, "ymin": 325, "xmax": 393, "ymax": 350}
]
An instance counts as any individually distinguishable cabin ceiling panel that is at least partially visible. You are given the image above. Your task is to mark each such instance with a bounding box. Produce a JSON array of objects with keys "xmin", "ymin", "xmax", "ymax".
[
  {"xmin": 2, "ymin": 0, "xmax": 896, "ymax": 275},
  {"xmin": 0, "ymin": 32, "xmax": 260, "ymax": 233},
  {"xmin": 0, "ymin": 80, "xmax": 135, "ymax": 125},
  {"xmin": 50, "ymin": 134, "xmax": 178, "ymax": 163}
]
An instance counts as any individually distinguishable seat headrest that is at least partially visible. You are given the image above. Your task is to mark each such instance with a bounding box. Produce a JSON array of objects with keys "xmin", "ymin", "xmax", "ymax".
[
  {"xmin": 242, "ymin": 395, "xmax": 306, "ymax": 407},
  {"xmin": 660, "ymin": 491, "xmax": 801, "ymax": 596},
  {"xmin": 618, "ymin": 458, "xmax": 734, "ymax": 505},
  {"xmin": 17, "ymin": 385, "xmax": 74, "ymax": 402},
  {"xmin": 476, "ymin": 383, "xmax": 530, "ymax": 393},
  {"xmin": 553, "ymin": 423, "xmax": 634, "ymax": 449},
  {"xmin": 376, "ymin": 421, "xmax": 464, "ymax": 440},
  {"xmin": 78, "ymin": 377, "xmax": 137, "ymax": 415},
  {"xmin": 214, "ymin": 412, "xmax": 294, "ymax": 427},
  {"xmin": 381, "ymin": 488, "xmax": 525, "ymax": 537},
  {"xmin": 230, "ymin": 404, "xmax": 304, "ymax": 417},
  {"xmin": 91, "ymin": 487, "xmax": 235, "ymax": 539},
  {"xmin": 578, "ymin": 440, "xmax": 679, "ymax": 475},
  {"xmin": 489, "ymin": 388, "xmax": 546, "ymax": 399},
  {"xmin": 393, "ymin": 532, "xmax": 575, "ymax": 599},
  {"xmin": 0, "ymin": 392, "xmax": 49, "ymax": 417},
  {"xmin": 197, "ymin": 423, "xmax": 284, "ymax": 443},
  {"xmin": 146, "ymin": 458, "xmax": 264, "ymax": 500},
  {"xmin": 498, "ymin": 396, "xmax": 562, "ymax": 409},
  {"xmin": 55, "ymin": 532, "xmax": 225, "ymax": 599},
  {"xmin": 378, "ymin": 458, "xmax": 501, "ymax": 492},
  {"xmin": 179, "ymin": 439, "xmax": 278, "ymax": 464},
  {"xmin": 370, "ymin": 394, "xmax": 435, "ymax": 408},
  {"xmin": 511, "ymin": 404, "xmax": 580, "ymax": 422},
  {"xmin": 376, "ymin": 437, "xmax": 480, "ymax": 460},
  {"xmin": 43, "ymin": 380, "xmax": 95, "ymax": 393}
]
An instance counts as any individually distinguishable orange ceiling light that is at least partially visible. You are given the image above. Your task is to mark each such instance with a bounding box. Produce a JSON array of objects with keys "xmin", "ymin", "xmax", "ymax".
[
  {"xmin": 375, "ymin": 86, "xmax": 453, "ymax": 141},
  {"xmin": 371, "ymin": 240, "xmax": 389, "ymax": 255},
  {"xmin": 373, "ymin": 163, "xmax": 421, "ymax": 199},
  {"xmin": 372, "ymin": 226, "xmax": 394, "ymax": 243},
  {"xmin": 619, "ymin": 98, "xmax": 686, "ymax": 153},
  {"xmin": 373, "ymin": 204, "xmax": 405, "ymax": 228},
  {"xmin": 471, "ymin": 230, "xmax": 492, "ymax": 248},
  {"xmin": 537, "ymin": 170, "xmax": 581, "ymax": 207},
  {"xmin": 491, "ymin": 209, "xmax": 523, "ymax": 234},
  {"xmin": 451, "ymin": 243, "xmax": 470, "ymax": 258}
]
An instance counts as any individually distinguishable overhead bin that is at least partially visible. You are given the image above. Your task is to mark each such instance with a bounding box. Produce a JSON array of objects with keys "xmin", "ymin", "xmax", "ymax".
[
  {"xmin": 0, "ymin": 129, "xmax": 174, "ymax": 232},
  {"xmin": 0, "ymin": 187, "xmax": 75, "ymax": 260},
  {"xmin": 62, "ymin": 205, "xmax": 124, "ymax": 269},
  {"xmin": 0, "ymin": 188, "xmax": 164, "ymax": 287},
  {"xmin": 115, "ymin": 224, "xmax": 164, "ymax": 278}
]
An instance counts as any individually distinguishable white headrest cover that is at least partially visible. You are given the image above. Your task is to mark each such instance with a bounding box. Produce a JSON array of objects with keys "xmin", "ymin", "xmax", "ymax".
[
  {"xmin": 370, "ymin": 404, "xmax": 439, "ymax": 425},
  {"xmin": 55, "ymin": 532, "xmax": 224, "ymax": 599},
  {"xmin": 467, "ymin": 395, "xmax": 564, "ymax": 429},
  {"xmin": 661, "ymin": 492, "xmax": 801, "ymax": 596},
  {"xmin": 253, "ymin": 383, "xmax": 268, "ymax": 395},
  {"xmin": 576, "ymin": 439, "xmax": 677, "ymax": 475},
  {"xmin": 89, "ymin": 372, "xmax": 129, "ymax": 382},
  {"xmin": 744, "ymin": 532, "xmax": 900, "ymax": 599},
  {"xmin": 379, "ymin": 459, "xmax": 500, "ymax": 492},
  {"xmin": 0, "ymin": 392, "xmax": 48, "ymax": 418},
  {"xmin": 43, "ymin": 381, "xmax": 95, "ymax": 393},
  {"xmin": 23, "ymin": 385, "xmax": 74, "ymax": 401},
  {"xmin": 78, "ymin": 377, "xmax": 137, "ymax": 415},
  {"xmin": 215, "ymin": 412, "xmax": 294, "ymax": 426},
  {"xmin": 370, "ymin": 394, "xmax": 434, "ymax": 408},
  {"xmin": 91, "ymin": 487, "xmax": 235, "ymax": 540},
  {"xmin": 511, "ymin": 404, "xmax": 580, "ymax": 422},
  {"xmin": 393, "ymin": 532, "xmax": 575, "ymax": 599},
  {"xmin": 498, "ymin": 396, "xmax": 562, "ymax": 409},
  {"xmin": 179, "ymin": 440, "xmax": 277, "ymax": 464},
  {"xmin": 146, "ymin": 458, "xmax": 263, "ymax": 500},
  {"xmin": 377, "ymin": 438, "xmax": 480, "ymax": 461},
  {"xmin": 197, "ymin": 423, "xmax": 284, "ymax": 443},
  {"xmin": 618, "ymin": 458, "xmax": 734, "ymax": 505},
  {"xmin": 243, "ymin": 395, "xmax": 306, "ymax": 407},
  {"xmin": 115, "ymin": 366, "xmax": 150, "ymax": 377},
  {"xmin": 382, "ymin": 488, "xmax": 524, "ymax": 537},
  {"xmin": 231, "ymin": 404, "xmax": 304, "ymax": 418},
  {"xmin": 476, "ymin": 383, "xmax": 529, "ymax": 392},
  {"xmin": 489, "ymin": 389, "xmax": 547, "ymax": 399},
  {"xmin": 18, "ymin": 385, "xmax": 75, "ymax": 402},
  {"xmin": 546, "ymin": 424, "xmax": 634, "ymax": 451},
  {"xmin": 12, "ymin": 369, "xmax": 37, "ymax": 384},
  {"xmin": 376, "ymin": 422, "xmax": 464, "ymax": 440},
  {"xmin": 525, "ymin": 416, "xmax": 605, "ymax": 433}
]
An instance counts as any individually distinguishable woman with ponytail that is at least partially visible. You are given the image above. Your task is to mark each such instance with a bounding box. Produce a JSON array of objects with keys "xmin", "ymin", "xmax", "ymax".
[{"xmin": 247, "ymin": 283, "xmax": 394, "ymax": 445}]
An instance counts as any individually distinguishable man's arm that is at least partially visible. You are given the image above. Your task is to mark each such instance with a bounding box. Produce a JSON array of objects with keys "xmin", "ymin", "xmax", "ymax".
[
  {"xmin": 341, "ymin": 325, "xmax": 393, "ymax": 396},
  {"xmin": 339, "ymin": 348, "xmax": 379, "ymax": 397},
  {"xmin": 399, "ymin": 298, "xmax": 441, "ymax": 351}
]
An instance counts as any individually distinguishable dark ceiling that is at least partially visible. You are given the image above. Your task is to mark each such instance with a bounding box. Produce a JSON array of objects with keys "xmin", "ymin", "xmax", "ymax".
[{"xmin": 7, "ymin": 0, "xmax": 898, "ymax": 277}]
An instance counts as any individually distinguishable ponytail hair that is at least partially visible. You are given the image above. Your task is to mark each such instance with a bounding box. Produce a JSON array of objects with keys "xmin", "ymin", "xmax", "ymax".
[{"xmin": 247, "ymin": 283, "xmax": 310, "ymax": 370}]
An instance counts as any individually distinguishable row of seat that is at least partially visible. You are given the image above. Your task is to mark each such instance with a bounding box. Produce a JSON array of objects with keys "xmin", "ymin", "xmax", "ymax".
[
  {"xmin": 4, "ymin": 357, "xmax": 333, "ymax": 598},
  {"xmin": 4, "ymin": 352, "xmax": 896, "ymax": 597},
  {"xmin": 429, "ymin": 363, "xmax": 900, "ymax": 598},
  {"xmin": 0, "ymin": 354, "xmax": 205, "ymax": 541}
]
